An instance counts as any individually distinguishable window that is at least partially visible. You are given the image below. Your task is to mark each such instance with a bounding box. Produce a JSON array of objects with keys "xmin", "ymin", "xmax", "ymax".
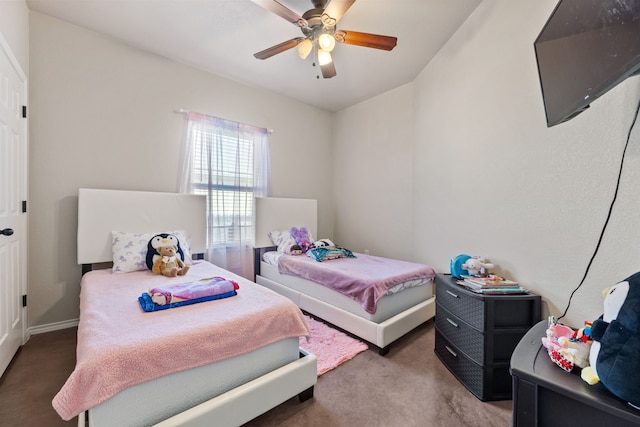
[{"xmin": 178, "ymin": 112, "xmax": 271, "ymax": 277}]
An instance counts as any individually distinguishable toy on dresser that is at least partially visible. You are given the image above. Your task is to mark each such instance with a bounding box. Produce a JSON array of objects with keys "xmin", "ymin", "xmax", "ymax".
[
  {"xmin": 542, "ymin": 319, "xmax": 592, "ymax": 373},
  {"xmin": 450, "ymin": 254, "xmax": 495, "ymax": 278},
  {"xmin": 461, "ymin": 256, "xmax": 494, "ymax": 276},
  {"xmin": 580, "ymin": 272, "xmax": 640, "ymax": 410}
]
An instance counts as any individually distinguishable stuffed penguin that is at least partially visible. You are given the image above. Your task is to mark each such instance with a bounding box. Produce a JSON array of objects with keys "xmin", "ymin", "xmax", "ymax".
[
  {"xmin": 145, "ymin": 233, "xmax": 186, "ymax": 271},
  {"xmin": 582, "ymin": 272, "xmax": 640, "ymax": 409}
]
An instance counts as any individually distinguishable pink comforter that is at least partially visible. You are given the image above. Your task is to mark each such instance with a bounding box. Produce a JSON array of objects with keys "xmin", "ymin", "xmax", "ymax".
[
  {"xmin": 277, "ymin": 253, "xmax": 436, "ymax": 314},
  {"xmin": 52, "ymin": 261, "xmax": 310, "ymax": 421}
]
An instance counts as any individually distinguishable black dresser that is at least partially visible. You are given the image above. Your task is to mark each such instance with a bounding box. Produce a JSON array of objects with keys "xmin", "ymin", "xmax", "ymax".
[
  {"xmin": 511, "ymin": 320, "xmax": 640, "ymax": 427},
  {"xmin": 434, "ymin": 274, "xmax": 541, "ymax": 401}
]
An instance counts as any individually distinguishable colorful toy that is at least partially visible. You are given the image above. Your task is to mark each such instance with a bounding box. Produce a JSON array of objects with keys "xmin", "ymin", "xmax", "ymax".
[
  {"xmin": 290, "ymin": 226, "xmax": 313, "ymax": 253},
  {"xmin": 542, "ymin": 319, "xmax": 592, "ymax": 372},
  {"xmin": 145, "ymin": 233, "xmax": 186, "ymax": 270},
  {"xmin": 461, "ymin": 256, "xmax": 494, "ymax": 276},
  {"xmin": 151, "ymin": 245, "xmax": 189, "ymax": 277},
  {"xmin": 286, "ymin": 244, "xmax": 303, "ymax": 255},
  {"xmin": 580, "ymin": 272, "xmax": 640, "ymax": 409}
]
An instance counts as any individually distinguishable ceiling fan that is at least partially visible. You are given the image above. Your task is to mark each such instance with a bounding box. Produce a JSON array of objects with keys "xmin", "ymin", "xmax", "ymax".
[{"xmin": 251, "ymin": 0, "xmax": 397, "ymax": 79}]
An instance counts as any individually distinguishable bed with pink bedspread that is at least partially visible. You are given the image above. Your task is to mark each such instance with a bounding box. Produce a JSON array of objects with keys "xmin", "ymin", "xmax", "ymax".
[
  {"xmin": 53, "ymin": 261, "xmax": 310, "ymax": 422},
  {"xmin": 254, "ymin": 197, "xmax": 438, "ymax": 356},
  {"xmin": 61, "ymin": 188, "xmax": 318, "ymax": 427},
  {"xmin": 277, "ymin": 252, "xmax": 436, "ymax": 314}
]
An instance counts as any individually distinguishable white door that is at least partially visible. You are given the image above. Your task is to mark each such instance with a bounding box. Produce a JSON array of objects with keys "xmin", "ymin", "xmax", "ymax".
[{"xmin": 0, "ymin": 33, "xmax": 27, "ymax": 378}]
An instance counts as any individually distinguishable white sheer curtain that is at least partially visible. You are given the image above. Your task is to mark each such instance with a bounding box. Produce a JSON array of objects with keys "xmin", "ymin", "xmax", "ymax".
[{"xmin": 178, "ymin": 111, "xmax": 271, "ymax": 279}]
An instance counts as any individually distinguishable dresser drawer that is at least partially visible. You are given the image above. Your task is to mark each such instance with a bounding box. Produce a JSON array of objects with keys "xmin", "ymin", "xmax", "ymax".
[
  {"xmin": 434, "ymin": 330, "xmax": 512, "ymax": 401},
  {"xmin": 435, "ymin": 303, "xmax": 484, "ymax": 363},
  {"xmin": 435, "ymin": 277, "xmax": 485, "ymax": 329}
]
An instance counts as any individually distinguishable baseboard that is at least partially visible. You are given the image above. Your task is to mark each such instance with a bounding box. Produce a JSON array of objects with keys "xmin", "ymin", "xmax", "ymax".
[{"xmin": 28, "ymin": 319, "xmax": 79, "ymax": 335}]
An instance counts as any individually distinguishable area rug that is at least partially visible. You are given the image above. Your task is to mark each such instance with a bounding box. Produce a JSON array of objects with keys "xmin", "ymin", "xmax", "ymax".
[{"xmin": 299, "ymin": 315, "xmax": 369, "ymax": 376}]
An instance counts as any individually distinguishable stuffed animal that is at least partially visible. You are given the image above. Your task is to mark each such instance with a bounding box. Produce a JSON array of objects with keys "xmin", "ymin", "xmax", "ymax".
[
  {"xmin": 145, "ymin": 233, "xmax": 186, "ymax": 271},
  {"xmin": 286, "ymin": 244, "xmax": 303, "ymax": 255},
  {"xmin": 580, "ymin": 272, "xmax": 640, "ymax": 409},
  {"xmin": 290, "ymin": 227, "xmax": 313, "ymax": 253},
  {"xmin": 313, "ymin": 239, "xmax": 335, "ymax": 248},
  {"xmin": 461, "ymin": 257, "xmax": 494, "ymax": 276},
  {"xmin": 542, "ymin": 321, "xmax": 592, "ymax": 372},
  {"xmin": 151, "ymin": 245, "xmax": 189, "ymax": 277}
]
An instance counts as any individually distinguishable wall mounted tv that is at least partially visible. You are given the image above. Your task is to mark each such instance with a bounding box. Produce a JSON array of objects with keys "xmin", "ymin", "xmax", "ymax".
[{"xmin": 535, "ymin": 0, "xmax": 640, "ymax": 127}]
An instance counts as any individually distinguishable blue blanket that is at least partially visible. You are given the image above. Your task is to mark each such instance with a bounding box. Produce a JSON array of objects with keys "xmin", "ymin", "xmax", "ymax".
[{"xmin": 138, "ymin": 290, "xmax": 237, "ymax": 312}]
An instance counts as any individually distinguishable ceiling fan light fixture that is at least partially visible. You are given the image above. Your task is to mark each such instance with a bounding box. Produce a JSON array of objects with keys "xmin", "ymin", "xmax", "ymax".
[
  {"xmin": 297, "ymin": 38, "xmax": 313, "ymax": 59},
  {"xmin": 317, "ymin": 48, "xmax": 333, "ymax": 66},
  {"xmin": 317, "ymin": 33, "xmax": 336, "ymax": 52}
]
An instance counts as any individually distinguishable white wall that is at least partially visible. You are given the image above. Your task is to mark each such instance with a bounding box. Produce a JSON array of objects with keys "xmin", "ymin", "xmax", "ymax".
[
  {"xmin": 0, "ymin": 0, "xmax": 29, "ymax": 74},
  {"xmin": 26, "ymin": 1, "xmax": 640, "ymax": 328},
  {"xmin": 333, "ymin": 83, "xmax": 416, "ymax": 260},
  {"xmin": 334, "ymin": 0, "xmax": 640, "ymax": 327},
  {"xmin": 28, "ymin": 12, "xmax": 333, "ymax": 327}
]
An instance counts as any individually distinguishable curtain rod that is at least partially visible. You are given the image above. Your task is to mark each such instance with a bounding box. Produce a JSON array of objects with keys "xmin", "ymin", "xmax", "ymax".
[{"xmin": 174, "ymin": 108, "xmax": 274, "ymax": 134}]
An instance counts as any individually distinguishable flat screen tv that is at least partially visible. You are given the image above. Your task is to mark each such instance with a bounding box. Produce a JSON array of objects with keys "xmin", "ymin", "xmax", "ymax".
[{"xmin": 535, "ymin": 0, "xmax": 640, "ymax": 127}]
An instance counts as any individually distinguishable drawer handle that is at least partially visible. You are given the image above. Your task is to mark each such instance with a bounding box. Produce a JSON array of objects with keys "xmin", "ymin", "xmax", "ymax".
[
  {"xmin": 445, "ymin": 345, "xmax": 457, "ymax": 358},
  {"xmin": 446, "ymin": 318, "xmax": 459, "ymax": 328},
  {"xmin": 446, "ymin": 290, "xmax": 459, "ymax": 298}
]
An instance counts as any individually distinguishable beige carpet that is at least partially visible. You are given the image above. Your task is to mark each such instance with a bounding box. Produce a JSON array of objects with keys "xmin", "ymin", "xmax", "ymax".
[{"xmin": 0, "ymin": 319, "xmax": 512, "ymax": 427}]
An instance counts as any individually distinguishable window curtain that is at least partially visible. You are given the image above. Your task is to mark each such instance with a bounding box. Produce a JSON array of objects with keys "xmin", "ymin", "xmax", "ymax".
[{"xmin": 178, "ymin": 112, "xmax": 271, "ymax": 279}]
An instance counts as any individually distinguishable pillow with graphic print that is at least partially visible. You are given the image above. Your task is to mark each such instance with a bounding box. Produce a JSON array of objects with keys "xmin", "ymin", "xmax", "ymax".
[
  {"xmin": 111, "ymin": 230, "xmax": 193, "ymax": 273},
  {"xmin": 268, "ymin": 229, "xmax": 297, "ymax": 253}
]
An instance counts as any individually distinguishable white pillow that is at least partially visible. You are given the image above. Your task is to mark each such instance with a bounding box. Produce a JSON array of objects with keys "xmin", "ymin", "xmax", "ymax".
[
  {"xmin": 268, "ymin": 229, "xmax": 297, "ymax": 253},
  {"xmin": 111, "ymin": 230, "xmax": 193, "ymax": 273}
]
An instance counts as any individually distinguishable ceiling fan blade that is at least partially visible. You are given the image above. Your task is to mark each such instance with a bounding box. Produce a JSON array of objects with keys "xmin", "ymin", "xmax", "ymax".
[
  {"xmin": 334, "ymin": 30, "xmax": 397, "ymax": 51},
  {"xmin": 251, "ymin": 0, "xmax": 308, "ymax": 27},
  {"xmin": 254, "ymin": 37, "xmax": 305, "ymax": 60},
  {"xmin": 322, "ymin": 0, "xmax": 356, "ymax": 26}
]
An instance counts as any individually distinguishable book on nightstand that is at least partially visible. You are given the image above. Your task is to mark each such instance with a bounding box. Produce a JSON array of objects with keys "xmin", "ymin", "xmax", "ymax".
[{"xmin": 457, "ymin": 275, "xmax": 527, "ymax": 294}]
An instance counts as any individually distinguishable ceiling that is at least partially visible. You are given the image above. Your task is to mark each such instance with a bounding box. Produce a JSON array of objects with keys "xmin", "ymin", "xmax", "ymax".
[{"xmin": 26, "ymin": 0, "xmax": 482, "ymax": 112}]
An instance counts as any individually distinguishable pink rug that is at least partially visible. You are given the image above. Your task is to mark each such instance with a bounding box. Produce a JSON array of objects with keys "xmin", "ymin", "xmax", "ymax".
[{"xmin": 299, "ymin": 315, "xmax": 369, "ymax": 376}]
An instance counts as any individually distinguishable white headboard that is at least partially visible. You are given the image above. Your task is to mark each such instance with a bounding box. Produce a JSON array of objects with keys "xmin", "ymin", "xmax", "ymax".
[
  {"xmin": 77, "ymin": 188, "xmax": 207, "ymax": 264},
  {"xmin": 254, "ymin": 197, "xmax": 317, "ymax": 248}
]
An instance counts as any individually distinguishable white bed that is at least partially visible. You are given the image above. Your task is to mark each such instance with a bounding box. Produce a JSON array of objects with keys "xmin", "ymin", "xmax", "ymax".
[
  {"xmin": 62, "ymin": 188, "xmax": 317, "ymax": 427},
  {"xmin": 254, "ymin": 197, "xmax": 436, "ymax": 355}
]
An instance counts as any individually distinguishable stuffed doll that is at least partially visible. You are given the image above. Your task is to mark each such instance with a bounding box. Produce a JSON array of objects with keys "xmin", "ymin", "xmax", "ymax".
[
  {"xmin": 461, "ymin": 256, "xmax": 494, "ymax": 276},
  {"xmin": 580, "ymin": 272, "xmax": 640, "ymax": 409},
  {"xmin": 542, "ymin": 320, "xmax": 592, "ymax": 372},
  {"xmin": 290, "ymin": 227, "xmax": 313, "ymax": 253},
  {"xmin": 146, "ymin": 233, "xmax": 186, "ymax": 270},
  {"xmin": 286, "ymin": 244, "xmax": 303, "ymax": 255},
  {"xmin": 151, "ymin": 245, "xmax": 189, "ymax": 277}
]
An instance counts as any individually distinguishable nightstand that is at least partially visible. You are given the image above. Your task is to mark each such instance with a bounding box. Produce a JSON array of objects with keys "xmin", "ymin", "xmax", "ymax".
[{"xmin": 434, "ymin": 274, "xmax": 541, "ymax": 401}]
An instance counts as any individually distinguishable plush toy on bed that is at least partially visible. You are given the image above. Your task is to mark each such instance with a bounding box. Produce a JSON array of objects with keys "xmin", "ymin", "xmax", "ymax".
[
  {"xmin": 151, "ymin": 245, "xmax": 189, "ymax": 277},
  {"xmin": 286, "ymin": 244, "xmax": 303, "ymax": 255},
  {"xmin": 290, "ymin": 227, "xmax": 313, "ymax": 253},
  {"xmin": 145, "ymin": 233, "xmax": 187, "ymax": 271},
  {"xmin": 580, "ymin": 272, "xmax": 640, "ymax": 409}
]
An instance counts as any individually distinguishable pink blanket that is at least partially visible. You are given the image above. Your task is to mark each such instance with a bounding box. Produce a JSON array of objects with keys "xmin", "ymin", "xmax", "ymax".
[
  {"xmin": 277, "ymin": 253, "xmax": 436, "ymax": 314},
  {"xmin": 52, "ymin": 261, "xmax": 310, "ymax": 421}
]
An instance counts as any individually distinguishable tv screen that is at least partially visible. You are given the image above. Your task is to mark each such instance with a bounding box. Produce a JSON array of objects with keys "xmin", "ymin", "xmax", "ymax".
[{"xmin": 535, "ymin": 0, "xmax": 640, "ymax": 127}]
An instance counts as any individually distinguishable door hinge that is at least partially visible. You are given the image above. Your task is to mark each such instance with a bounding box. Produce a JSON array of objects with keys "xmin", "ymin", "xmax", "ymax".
[
  {"xmin": 22, "ymin": 295, "xmax": 27, "ymax": 307},
  {"xmin": 22, "ymin": 105, "xmax": 27, "ymax": 118},
  {"xmin": 22, "ymin": 200, "xmax": 27, "ymax": 213}
]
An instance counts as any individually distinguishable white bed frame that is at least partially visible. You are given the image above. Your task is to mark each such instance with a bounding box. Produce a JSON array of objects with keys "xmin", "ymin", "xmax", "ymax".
[
  {"xmin": 76, "ymin": 188, "xmax": 317, "ymax": 427},
  {"xmin": 254, "ymin": 197, "xmax": 436, "ymax": 355}
]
